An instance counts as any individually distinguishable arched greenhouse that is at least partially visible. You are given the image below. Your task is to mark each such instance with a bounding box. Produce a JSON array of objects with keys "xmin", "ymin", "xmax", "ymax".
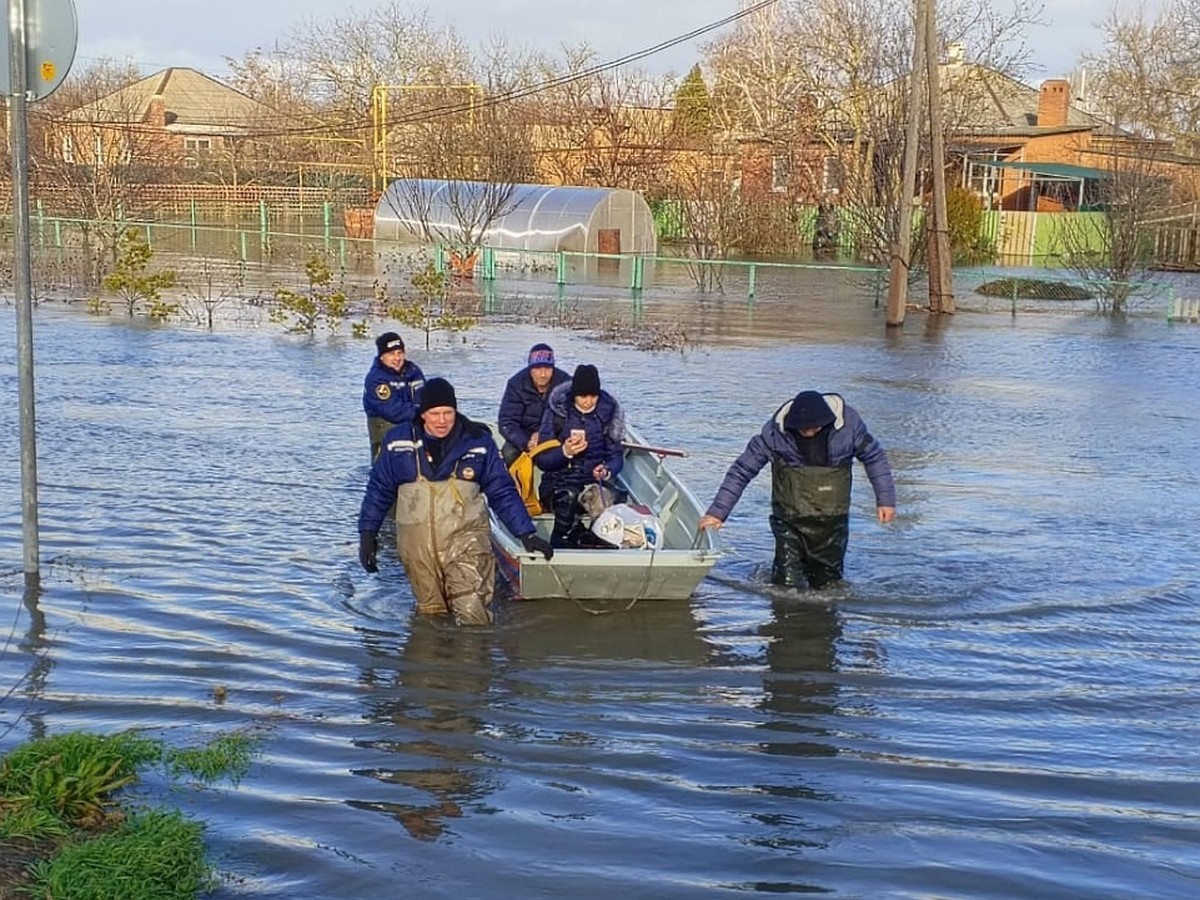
[{"xmin": 374, "ymin": 180, "xmax": 657, "ymax": 255}]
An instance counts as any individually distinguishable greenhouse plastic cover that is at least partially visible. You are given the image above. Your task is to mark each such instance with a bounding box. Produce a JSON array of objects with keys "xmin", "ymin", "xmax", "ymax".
[{"xmin": 374, "ymin": 180, "xmax": 657, "ymax": 254}]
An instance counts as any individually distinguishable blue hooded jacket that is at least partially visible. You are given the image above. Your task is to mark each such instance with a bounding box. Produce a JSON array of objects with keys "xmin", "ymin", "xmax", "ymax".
[
  {"xmin": 362, "ymin": 358, "xmax": 426, "ymax": 426},
  {"xmin": 706, "ymin": 393, "xmax": 895, "ymax": 521},
  {"xmin": 497, "ymin": 365, "xmax": 571, "ymax": 450},
  {"xmin": 535, "ymin": 381, "xmax": 625, "ymax": 487},
  {"xmin": 358, "ymin": 415, "xmax": 535, "ymax": 537}
]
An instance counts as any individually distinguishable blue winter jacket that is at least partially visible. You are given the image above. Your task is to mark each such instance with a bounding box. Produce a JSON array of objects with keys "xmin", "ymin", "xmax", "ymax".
[
  {"xmin": 535, "ymin": 382, "xmax": 625, "ymax": 487},
  {"xmin": 497, "ymin": 366, "xmax": 570, "ymax": 450},
  {"xmin": 358, "ymin": 415, "xmax": 536, "ymax": 537},
  {"xmin": 362, "ymin": 358, "xmax": 426, "ymax": 427},
  {"xmin": 706, "ymin": 393, "xmax": 896, "ymax": 521}
]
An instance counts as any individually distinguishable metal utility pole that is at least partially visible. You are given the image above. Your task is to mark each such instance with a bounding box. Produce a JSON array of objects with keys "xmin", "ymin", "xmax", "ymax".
[
  {"xmin": 9, "ymin": 0, "xmax": 40, "ymax": 583},
  {"xmin": 5, "ymin": 0, "xmax": 78, "ymax": 584},
  {"xmin": 886, "ymin": 0, "xmax": 928, "ymax": 327}
]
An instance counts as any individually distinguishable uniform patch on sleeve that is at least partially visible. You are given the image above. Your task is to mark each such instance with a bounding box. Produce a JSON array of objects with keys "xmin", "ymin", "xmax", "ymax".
[
  {"xmin": 375, "ymin": 384, "xmax": 392, "ymax": 400},
  {"xmin": 461, "ymin": 467, "xmax": 476, "ymax": 481}
]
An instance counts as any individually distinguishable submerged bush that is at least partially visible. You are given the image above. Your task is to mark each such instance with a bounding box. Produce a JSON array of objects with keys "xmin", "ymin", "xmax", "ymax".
[{"xmin": 975, "ymin": 277, "xmax": 1094, "ymax": 301}]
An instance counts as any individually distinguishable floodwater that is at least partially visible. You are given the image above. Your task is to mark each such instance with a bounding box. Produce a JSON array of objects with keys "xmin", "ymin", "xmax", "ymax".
[{"xmin": 2, "ymin": 273, "xmax": 1200, "ymax": 898}]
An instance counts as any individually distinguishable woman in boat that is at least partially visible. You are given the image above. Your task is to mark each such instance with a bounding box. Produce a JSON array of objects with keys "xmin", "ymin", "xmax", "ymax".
[
  {"xmin": 357, "ymin": 377, "xmax": 554, "ymax": 624},
  {"xmin": 497, "ymin": 342, "xmax": 570, "ymax": 467},
  {"xmin": 534, "ymin": 364, "xmax": 626, "ymax": 549},
  {"xmin": 698, "ymin": 390, "xmax": 896, "ymax": 589},
  {"xmin": 362, "ymin": 331, "xmax": 425, "ymax": 460}
]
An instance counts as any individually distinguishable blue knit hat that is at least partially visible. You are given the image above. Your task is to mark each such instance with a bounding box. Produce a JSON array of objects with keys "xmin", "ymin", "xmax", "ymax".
[{"xmin": 527, "ymin": 343, "xmax": 555, "ymax": 369}]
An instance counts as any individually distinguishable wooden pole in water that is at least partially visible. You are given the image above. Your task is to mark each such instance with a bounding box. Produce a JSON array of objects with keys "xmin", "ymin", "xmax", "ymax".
[
  {"xmin": 923, "ymin": 0, "xmax": 955, "ymax": 314},
  {"xmin": 886, "ymin": 0, "xmax": 928, "ymax": 327}
]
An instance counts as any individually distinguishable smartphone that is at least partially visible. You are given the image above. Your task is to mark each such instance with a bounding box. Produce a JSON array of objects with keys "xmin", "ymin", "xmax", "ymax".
[{"xmin": 570, "ymin": 429, "xmax": 585, "ymax": 441}]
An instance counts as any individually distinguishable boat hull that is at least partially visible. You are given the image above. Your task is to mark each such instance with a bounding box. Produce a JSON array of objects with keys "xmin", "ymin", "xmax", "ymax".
[{"xmin": 489, "ymin": 424, "xmax": 720, "ymax": 601}]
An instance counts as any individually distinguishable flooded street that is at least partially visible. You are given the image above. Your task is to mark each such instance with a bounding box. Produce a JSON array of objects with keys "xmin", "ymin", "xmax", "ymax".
[{"xmin": 2, "ymin": 275, "xmax": 1199, "ymax": 897}]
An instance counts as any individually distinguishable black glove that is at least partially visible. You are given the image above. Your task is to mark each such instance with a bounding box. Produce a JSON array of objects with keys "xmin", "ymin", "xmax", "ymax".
[
  {"xmin": 358, "ymin": 531, "xmax": 379, "ymax": 573},
  {"xmin": 520, "ymin": 533, "xmax": 554, "ymax": 561}
]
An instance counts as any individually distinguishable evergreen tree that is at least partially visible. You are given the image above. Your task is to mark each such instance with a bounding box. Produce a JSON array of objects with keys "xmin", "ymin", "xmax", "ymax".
[{"xmin": 673, "ymin": 64, "xmax": 713, "ymax": 137}]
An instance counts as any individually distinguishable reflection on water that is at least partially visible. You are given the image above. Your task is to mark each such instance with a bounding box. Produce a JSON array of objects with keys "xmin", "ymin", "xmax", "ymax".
[
  {"xmin": 353, "ymin": 620, "xmax": 498, "ymax": 841},
  {"xmin": 1, "ymin": 302, "xmax": 1199, "ymax": 897}
]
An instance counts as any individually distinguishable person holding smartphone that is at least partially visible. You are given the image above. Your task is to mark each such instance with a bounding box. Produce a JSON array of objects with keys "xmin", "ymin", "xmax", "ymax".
[{"xmin": 534, "ymin": 364, "xmax": 626, "ymax": 548}]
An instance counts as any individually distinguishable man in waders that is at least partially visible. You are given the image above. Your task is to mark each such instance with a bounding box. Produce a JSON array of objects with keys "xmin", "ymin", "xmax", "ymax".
[
  {"xmin": 698, "ymin": 391, "xmax": 896, "ymax": 588},
  {"xmin": 363, "ymin": 331, "xmax": 425, "ymax": 460},
  {"xmin": 357, "ymin": 378, "xmax": 554, "ymax": 624}
]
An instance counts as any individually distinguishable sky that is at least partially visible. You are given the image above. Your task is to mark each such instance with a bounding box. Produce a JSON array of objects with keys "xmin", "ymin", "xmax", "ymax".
[{"xmin": 66, "ymin": 0, "xmax": 1118, "ymax": 88}]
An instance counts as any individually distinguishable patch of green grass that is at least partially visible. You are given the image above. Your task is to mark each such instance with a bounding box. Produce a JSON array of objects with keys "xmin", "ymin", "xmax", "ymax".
[
  {"xmin": 0, "ymin": 732, "xmax": 161, "ymax": 834},
  {"xmin": 0, "ymin": 729, "xmax": 262, "ymax": 898},
  {"xmin": 26, "ymin": 808, "xmax": 214, "ymax": 900},
  {"xmin": 975, "ymin": 277, "xmax": 1094, "ymax": 301},
  {"xmin": 165, "ymin": 732, "xmax": 258, "ymax": 785}
]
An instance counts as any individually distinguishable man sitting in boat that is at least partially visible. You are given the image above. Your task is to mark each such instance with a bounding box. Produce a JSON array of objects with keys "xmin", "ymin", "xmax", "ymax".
[
  {"xmin": 497, "ymin": 342, "xmax": 570, "ymax": 467},
  {"xmin": 534, "ymin": 364, "xmax": 626, "ymax": 549},
  {"xmin": 357, "ymin": 377, "xmax": 554, "ymax": 624},
  {"xmin": 363, "ymin": 331, "xmax": 426, "ymax": 460}
]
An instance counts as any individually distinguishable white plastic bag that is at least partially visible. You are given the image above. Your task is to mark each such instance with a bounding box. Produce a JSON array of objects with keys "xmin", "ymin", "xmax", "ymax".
[{"xmin": 591, "ymin": 503, "xmax": 663, "ymax": 549}]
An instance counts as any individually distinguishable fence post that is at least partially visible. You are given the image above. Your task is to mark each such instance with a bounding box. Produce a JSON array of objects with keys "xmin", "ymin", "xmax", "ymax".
[
  {"xmin": 483, "ymin": 246, "xmax": 496, "ymax": 280},
  {"xmin": 259, "ymin": 200, "xmax": 269, "ymax": 250},
  {"xmin": 239, "ymin": 231, "xmax": 247, "ymax": 262},
  {"xmin": 35, "ymin": 199, "xmax": 44, "ymax": 245},
  {"xmin": 53, "ymin": 218, "xmax": 62, "ymax": 248},
  {"xmin": 144, "ymin": 223, "xmax": 153, "ymax": 249},
  {"xmin": 434, "ymin": 244, "xmax": 445, "ymax": 275},
  {"xmin": 556, "ymin": 251, "xmax": 567, "ymax": 285},
  {"xmin": 339, "ymin": 237, "xmax": 346, "ymax": 268},
  {"xmin": 747, "ymin": 263, "xmax": 757, "ymax": 298},
  {"xmin": 323, "ymin": 202, "xmax": 332, "ymax": 249},
  {"xmin": 630, "ymin": 255, "xmax": 644, "ymax": 293}
]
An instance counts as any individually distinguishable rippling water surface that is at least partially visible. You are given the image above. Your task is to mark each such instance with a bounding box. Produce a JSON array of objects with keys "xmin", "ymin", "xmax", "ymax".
[{"xmin": 2, "ymin": 282, "xmax": 1199, "ymax": 898}]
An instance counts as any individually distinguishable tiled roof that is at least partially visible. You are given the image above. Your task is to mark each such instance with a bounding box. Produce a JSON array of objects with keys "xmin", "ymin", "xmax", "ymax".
[{"xmin": 65, "ymin": 67, "xmax": 289, "ymax": 135}]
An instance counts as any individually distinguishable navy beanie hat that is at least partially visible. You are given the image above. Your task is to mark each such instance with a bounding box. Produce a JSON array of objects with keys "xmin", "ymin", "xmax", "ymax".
[
  {"xmin": 571, "ymin": 364, "xmax": 601, "ymax": 397},
  {"xmin": 419, "ymin": 377, "xmax": 457, "ymax": 414},
  {"xmin": 527, "ymin": 343, "xmax": 556, "ymax": 369},
  {"xmin": 784, "ymin": 391, "xmax": 835, "ymax": 431},
  {"xmin": 375, "ymin": 332, "xmax": 405, "ymax": 357}
]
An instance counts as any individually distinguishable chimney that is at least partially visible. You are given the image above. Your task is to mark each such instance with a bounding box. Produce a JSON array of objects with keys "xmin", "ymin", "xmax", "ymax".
[
  {"xmin": 145, "ymin": 95, "xmax": 167, "ymax": 128},
  {"xmin": 1037, "ymin": 78, "xmax": 1071, "ymax": 128}
]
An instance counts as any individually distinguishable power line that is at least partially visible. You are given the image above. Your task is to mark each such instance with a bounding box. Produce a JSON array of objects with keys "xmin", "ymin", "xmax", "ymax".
[{"xmin": 252, "ymin": 0, "xmax": 781, "ymax": 140}]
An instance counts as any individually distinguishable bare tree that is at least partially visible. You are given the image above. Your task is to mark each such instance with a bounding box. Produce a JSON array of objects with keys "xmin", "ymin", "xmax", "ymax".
[
  {"xmin": 665, "ymin": 149, "xmax": 746, "ymax": 291},
  {"xmin": 703, "ymin": 0, "xmax": 1043, "ymax": 263},
  {"xmin": 530, "ymin": 44, "xmax": 676, "ymax": 191},
  {"xmin": 1053, "ymin": 0, "xmax": 1198, "ymax": 313},
  {"xmin": 1081, "ymin": 0, "xmax": 1200, "ymax": 152},
  {"xmin": 27, "ymin": 59, "xmax": 168, "ymax": 287},
  {"xmin": 383, "ymin": 83, "xmax": 536, "ymax": 265}
]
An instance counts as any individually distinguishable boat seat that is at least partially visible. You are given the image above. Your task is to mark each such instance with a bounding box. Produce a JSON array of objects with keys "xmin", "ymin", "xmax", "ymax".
[{"xmin": 651, "ymin": 484, "xmax": 680, "ymax": 530}]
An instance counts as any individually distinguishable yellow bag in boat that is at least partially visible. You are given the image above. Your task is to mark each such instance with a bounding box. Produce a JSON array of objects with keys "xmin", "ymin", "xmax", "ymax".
[{"xmin": 507, "ymin": 440, "xmax": 559, "ymax": 517}]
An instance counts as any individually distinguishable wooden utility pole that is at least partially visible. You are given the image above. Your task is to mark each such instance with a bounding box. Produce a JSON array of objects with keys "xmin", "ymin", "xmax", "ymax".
[
  {"xmin": 923, "ymin": 0, "xmax": 955, "ymax": 314},
  {"xmin": 886, "ymin": 0, "xmax": 954, "ymax": 325},
  {"xmin": 885, "ymin": 0, "xmax": 928, "ymax": 327}
]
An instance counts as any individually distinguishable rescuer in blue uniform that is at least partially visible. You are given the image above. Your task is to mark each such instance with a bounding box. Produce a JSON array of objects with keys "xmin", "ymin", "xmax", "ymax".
[
  {"xmin": 363, "ymin": 331, "xmax": 425, "ymax": 459},
  {"xmin": 358, "ymin": 378, "xmax": 554, "ymax": 624}
]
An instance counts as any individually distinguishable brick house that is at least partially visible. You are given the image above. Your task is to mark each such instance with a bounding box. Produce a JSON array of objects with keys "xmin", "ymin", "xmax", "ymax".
[
  {"xmin": 55, "ymin": 67, "xmax": 289, "ymax": 173},
  {"xmin": 734, "ymin": 52, "xmax": 1188, "ymax": 213}
]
